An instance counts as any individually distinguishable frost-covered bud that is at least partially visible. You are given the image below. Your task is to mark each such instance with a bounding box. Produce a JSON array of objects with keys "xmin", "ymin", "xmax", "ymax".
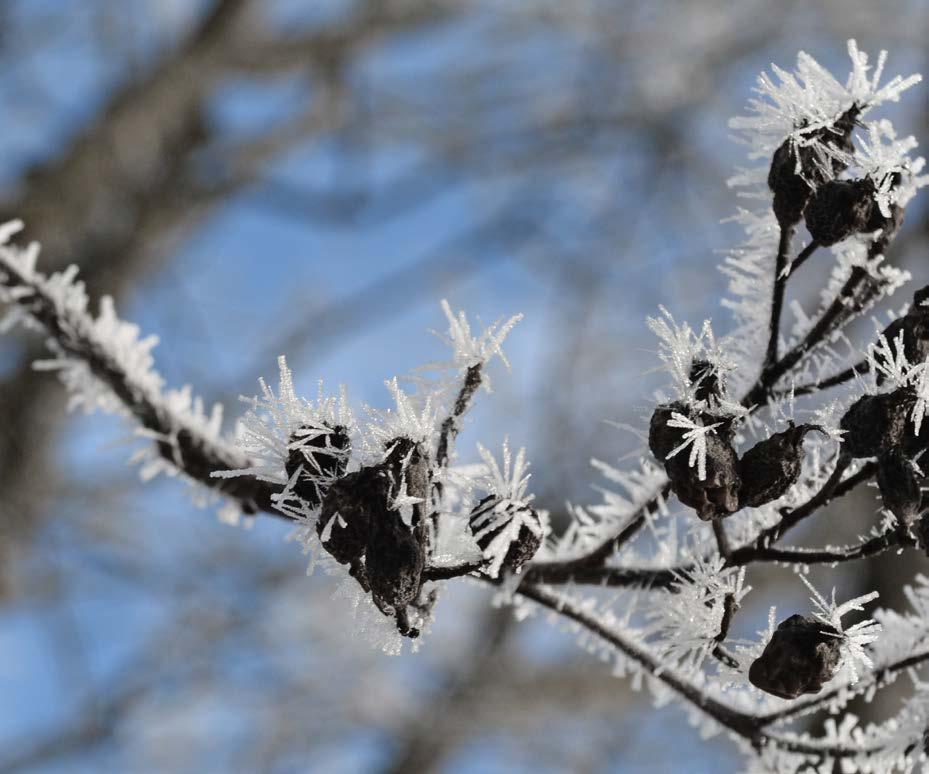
[
  {"xmin": 840, "ymin": 388, "xmax": 916, "ymax": 459},
  {"xmin": 749, "ymin": 614, "xmax": 842, "ymax": 699},
  {"xmin": 366, "ymin": 506, "xmax": 425, "ymax": 638},
  {"xmin": 768, "ymin": 141, "xmax": 817, "ymax": 229},
  {"xmin": 689, "ymin": 359, "xmax": 723, "ymax": 405},
  {"xmin": 767, "ymin": 107, "xmax": 858, "ymax": 228},
  {"xmin": 383, "ymin": 437, "xmax": 430, "ymax": 501},
  {"xmin": 285, "ymin": 424, "xmax": 351, "ymax": 508},
  {"xmin": 320, "ymin": 444, "xmax": 428, "ymax": 637},
  {"xmin": 317, "ymin": 466, "xmax": 384, "ymax": 566},
  {"xmin": 875, "ymin": 286, "xmax": 929, "ymax": 386},
  {"xmin": 468, "ymin": 495, "xmax": 542, "ymax": 575},
  {"xmin": 666, "ymin": 439, "xmax": 740, "ymax": 521},
  {"xmin": 649, "ymin": 403, "xmax": 740, "ymax": 520},
  {"xmin": 877, "ymin": 450, "xmax": 922, "ymax": 525},
  {"xmin": 738, "ymin": 424, "xmax": 820, "ymax": 509},
  {"xmin": 803, "ymin": 178, "xmax": 876, "ymax": 247}
]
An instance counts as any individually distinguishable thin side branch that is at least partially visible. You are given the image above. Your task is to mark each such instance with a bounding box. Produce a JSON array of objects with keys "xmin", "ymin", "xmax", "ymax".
[
  {"xmin": 764, "ymin": 225, "xmax": 795, "ymax": 369},
  {"xmin": 786, "ymin": 240, "xmax": 819, "ymax": 278}
]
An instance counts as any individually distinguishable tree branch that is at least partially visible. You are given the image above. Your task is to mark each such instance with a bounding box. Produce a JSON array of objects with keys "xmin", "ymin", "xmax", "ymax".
[
  {"xmin": 0, "ymin": 250, "xmax": 280, "ymax": 516},
  {"xmin": 764, "ymin": 225, "xmax": 795, "ymax": 369}
]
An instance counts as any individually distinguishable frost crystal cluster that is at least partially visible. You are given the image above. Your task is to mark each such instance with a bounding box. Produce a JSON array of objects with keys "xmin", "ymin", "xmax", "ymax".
[{"xmin": 5, "ymin": 40, "xmax": 929, "ymax": 771}]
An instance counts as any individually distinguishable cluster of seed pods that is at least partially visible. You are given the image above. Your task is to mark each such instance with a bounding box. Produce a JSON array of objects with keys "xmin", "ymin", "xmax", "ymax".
[
  {"xmin": 648, "ymin": 362, "xmax": 820, "ymax": 523},
  {"xmin": 288, "ymin": 425, "xmax": 541, "ymax": 638},
  {"xmin": 286, "ymin": 429, "xmax": 429, "ymax": 637},
  {"xmin": 651, "ymin": 285, "xmax": 929, "ymax": 695},
  {"xmin": 840, "ymin": 286, "xmax": 929, "ymax": 542}
]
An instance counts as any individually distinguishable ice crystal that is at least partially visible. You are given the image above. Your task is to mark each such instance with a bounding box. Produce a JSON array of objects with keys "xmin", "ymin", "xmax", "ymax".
[
  {"xmin": 866, "ymin": 330, "xmax": 913, "ymax": 387},
  {"xmin": 663, "ymin": 412, "xmax": 722, "ymax": 481},
  {"xmin": 645, "ymin": 555, "xmax": 749, "ymax": 673},
  {"xmin": 225, "ymin": 357, "xmax": 352, "ymax": 481},
  {"xmin": 214, "ymin": 355, "xmax": 355, "ymax": 520},
  {"xmin": 363, "ymin": 377, "xmax": 438, "ymax": 458},
  {"xmin": 854, "ymin": 120, "xmax": 928, "ymax": 217},
  {"xmin": 801, "ymin": 576, "xmax": 881, "ymax": 684},
  {"xmin": 647, "ymin": 307, "xmax": 740, "ymax": 411},
  {"xmin": 433, "ymin": 299, "xmax": 522, "ymax": 376},
  {"xmin": 730, "ymin": 40, "xmax": 921, "ymax": 162}
]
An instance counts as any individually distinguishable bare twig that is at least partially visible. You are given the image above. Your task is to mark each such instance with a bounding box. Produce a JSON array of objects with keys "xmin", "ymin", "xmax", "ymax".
[{"xmin": 764, "ymin": 225, "xmax": 795, "ymax": 369}]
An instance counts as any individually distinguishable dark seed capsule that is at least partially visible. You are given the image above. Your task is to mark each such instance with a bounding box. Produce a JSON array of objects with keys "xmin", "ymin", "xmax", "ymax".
[
  {"xmin": 366, "ymin": 506, "xmax": 425, "ymax": 623},
  {"xmin": 285, "ymin": 424, "xmax": 351, "ymax": 508},
  {"xmin": 317, "ymin": 466, "xmax": 384, "ymax": 566},
  {"xmin": 767, "ymin": 107, "xmax": 858, "ymax": 228},
  {"xmin": 748, "ymin": 614, "xmax": 843, "ymax": 699},
  {"xmin": 875, "ymin": 286, "xmax": 929, "ymax": 387},
  {"xmin": 877, "ymin": 450, "xmax": 922, "ymax": 525},
  {"xmin": 382, "ymin": 437, "xmax": 432, "ymax": 538},
  {"xmin": 648, "ymin": 402, "xmax": 689, "ymax": 461},
  {"xmin": 803, "ymin": 178, "xmax": 875, "ymax": 247},
  {"xmin": 768, "ymin": 141, "xmax": 817, "ymax": 229},
  {"xmin": 383, "ymin": 437, "xmax": 429, "ymax": 496},
  {"xmin": 738, "ymin": 424, "xmax": 819, "ymax": 509},
  {"xmin": 666, "ymin": 433, "xmax": 741, "ymax": 521},
  {"xmin": 383, "ymin": 436, "xmax": 420, "ymax": 471},
  {"xmin": 649, "ymin": 403, "xmax": 740, "ymax": 520},
  {"xmin": 840, "ymin": 388, "xmax": 916, "ymax": 459},
  {"xmin": 469, "ymin": 495, "xmax": 542, "ymax": 574},
  {"xmin": 649, "ymin": 402, "xmax": 735, "ymax": 458}
]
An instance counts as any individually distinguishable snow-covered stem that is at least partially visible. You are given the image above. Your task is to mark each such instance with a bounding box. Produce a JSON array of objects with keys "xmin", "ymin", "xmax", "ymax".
[
  {"xmin": 0, "ymin": 232, "xmax": 279, "ymax": 516},
  {"xmin": 504, "ymin": 581, "xmax": 892, "ymax": 759},
  {"xmin": 764, "ymin": 225, "xmax": 795, "ymax": 368},
  {"xmin": 433, "ymin": 362, "xmax": 482, "ymax": 499}
]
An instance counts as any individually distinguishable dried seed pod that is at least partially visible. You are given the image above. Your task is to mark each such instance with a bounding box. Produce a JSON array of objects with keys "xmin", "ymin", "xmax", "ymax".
[
  {"xmin": 840, "ymin": 388, "xmax": 916, "ymax": 459},
  {"xmin": 649, "ymin": 403, "xmax": 740, "ymax": 520},
  {"xmin": 767, "ymin": 107, "xmax": 857, "ymax": 228},
  {"xmin": 803, "ymin": 178, "xmax": 876, "ymax": 247},
  {"xmin": 877, "ymin": 450, "xmax": 922, "ymax": 525},
  {"xmin": 768, "ymin": 141, "xmax": 818, "ymax": 229},
  {"xmin": 874, "ymin": 286, "xmax": 929, "ymax": 386},
  {"xmin": 469, "ymin": 495, "xmax": 543, "ymax": 574},
  {"xmin": 648, "ymin": 402, "xmax": 735, "ymax": 457},
  {"xmin": 666, "ymin": 433, "xmax": 741, "ymax": 520},
  {"xmin": 738, "ymin": 424, "xmax": 820, "ymax": 509},
  {"xmin": 317, "ymin": 466, "xmax": 385, "ymax": 566},
  {"xmin": 749, "ymin": 615, "xmax": 843, "ymax": 699},
  {"xmin": 648, "ymin": 401, "xmax": 689, "ymax": 461},
  {"xmin": 366, "ymin": 506, "xmax": 426, "ymax": 637},
  {"xmin": 285, "ymin": 424, "xmax": 351, "ymax": 508},
  {"xmin": 689, "ymin": 359, "xmax": 723, "ymax": 405},
  {"xmin": 381, "ymin": 437, "xmax": 432, "ymax": 570}
]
